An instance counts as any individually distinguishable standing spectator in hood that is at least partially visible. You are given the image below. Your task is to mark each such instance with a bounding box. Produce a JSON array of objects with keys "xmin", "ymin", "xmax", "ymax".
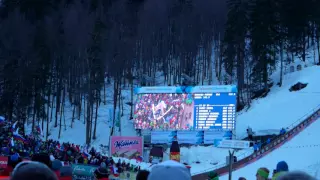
[
  {"xmin": 276, "ymin": 171, "xmax": 316, "ymax": 180},
  {"xmin": 94, "ymin": 162, "xmax": 109, "ymax": 180},
  {"xmin": 147, "ymin": 160, "xmax": 191, "ymax": 180},
  {"xmin": 256, "ymin": 167, "xmax": 269, "ymax": 180},
  {"xmin": 32, "ymin": 153, "xmax": 52, "ymax": 169},
  {"xmin": 59, "ymin": 166, "xmax": 73, "ymax": 180},
  {"xmin": 208, "ymin": 171, "xmax": 219, "ymax": 180},
  {"xmin": 272, "ymin": 161, "xmax": 289, "ymax": 180},
  {"xmin": 136, "ymin": 170, "xmax": 150, "ymax": 180},
  {"xmin": 51, "ymin": 160, "xmax": 63, "ymax": 177},
  {"xmin": 10, "ymin": 161, "xmax": 58, "ymax": 180}
]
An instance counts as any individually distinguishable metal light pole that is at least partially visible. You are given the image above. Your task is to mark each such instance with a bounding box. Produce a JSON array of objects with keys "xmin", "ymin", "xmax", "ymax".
[{"xmin": 228, "ymin": 149, "xmax": 235, "ymax": 180}]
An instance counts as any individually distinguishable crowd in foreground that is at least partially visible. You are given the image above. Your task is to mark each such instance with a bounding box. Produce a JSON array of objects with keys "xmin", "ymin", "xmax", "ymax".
[{"xmin": 0, "ymin": 155, "xmax": 318, "ymax": 180}]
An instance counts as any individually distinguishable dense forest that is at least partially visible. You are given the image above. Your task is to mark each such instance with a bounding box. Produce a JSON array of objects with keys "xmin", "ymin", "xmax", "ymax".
[{"xmin": 0, "ymin": 0, "xmax": 319, "ymax": 143}]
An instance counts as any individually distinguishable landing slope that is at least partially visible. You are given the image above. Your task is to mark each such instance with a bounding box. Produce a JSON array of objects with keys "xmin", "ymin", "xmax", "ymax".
[
  {"xmin": 220, "ymin": 117, "xmax": 320, "ymax": 180},
  {"xmin": 236, "ymin": 66, "xmax": 320, "ymax": 138}
]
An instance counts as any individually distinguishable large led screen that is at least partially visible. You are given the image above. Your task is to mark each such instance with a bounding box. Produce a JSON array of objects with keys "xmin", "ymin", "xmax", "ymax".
[{"xmin": 133, "ymin": 86, "xmax": 237, "ymax": 130}]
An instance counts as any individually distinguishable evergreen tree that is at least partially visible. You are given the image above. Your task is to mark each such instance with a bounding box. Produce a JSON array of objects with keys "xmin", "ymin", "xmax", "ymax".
[{"xmin": 249, "ymin": 0, "xmax": 278, "ymax": 90}]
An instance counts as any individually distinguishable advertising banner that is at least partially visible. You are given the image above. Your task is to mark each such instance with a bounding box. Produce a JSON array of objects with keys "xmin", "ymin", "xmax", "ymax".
[
  {"xmin": 204, "ymin": 130, "xmax": 232, "ymax": 144},
  {"xmin": 110, "ymin": 136, "xmax": 143, "ymax": 160},
  {"xmin": 216, "ymin": 140, "xmax": 250, "ymax": 149},
  {"xmin": 151, "ymin": 131, "xmax": 177, "ymax": 144},
  {"xmin": 71, "ymin": 164, "xmax": 98, "ymax": 180},
  {"xmin": 177, "ymin": 131, "xmax": 204, "ymax": 144},
  {"xmin": 0, "ymin": 156, "xmax": 8, "ymax": 168}
]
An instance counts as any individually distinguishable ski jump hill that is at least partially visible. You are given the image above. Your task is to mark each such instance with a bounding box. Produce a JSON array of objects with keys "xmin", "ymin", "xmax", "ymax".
[{"xmin": 192, "ymin": 105, "xmax": 320, "ymax": 180}]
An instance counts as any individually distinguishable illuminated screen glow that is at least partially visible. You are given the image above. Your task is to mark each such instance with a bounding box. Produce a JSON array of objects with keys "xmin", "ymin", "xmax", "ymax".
[{"xmin": 134, "ymin": 91, "xmax": 237, "ymax": 130}]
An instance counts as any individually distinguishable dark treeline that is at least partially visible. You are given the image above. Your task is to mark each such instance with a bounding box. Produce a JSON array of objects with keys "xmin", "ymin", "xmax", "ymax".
[{"xmin": 0, "ymin": 0, "xmax": 319, "ymax": 144}]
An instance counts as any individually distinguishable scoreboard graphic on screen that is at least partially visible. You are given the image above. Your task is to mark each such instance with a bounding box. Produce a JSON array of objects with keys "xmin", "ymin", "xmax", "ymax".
[{"xmin": 133, "ymin": 85, "xmax": 237, "ymax": 131}]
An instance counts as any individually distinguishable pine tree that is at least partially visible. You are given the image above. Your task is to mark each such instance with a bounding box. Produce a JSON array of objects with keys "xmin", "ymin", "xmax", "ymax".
[
  {"xmin": 249, "ymin": 0, "xmax": 278, "ymax": 90},
  {"xmin": 222, "ymin": 0, "xmax": 249, "ymax": 106}
]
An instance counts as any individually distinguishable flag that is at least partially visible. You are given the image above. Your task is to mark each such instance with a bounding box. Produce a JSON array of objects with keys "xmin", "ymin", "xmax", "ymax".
[
  {"xmin": 36, "ymin": 125, "xmax": 43, "ymax": 136},
  {"xmin": 110, "ymin": 164, "xmax": 119, "ymax": 177},
  {"xmin": 56, "ymin": 144, "xmax": 64, "ymax": 152},
  {"xmin": 12, "ymin": 121, "xmax": 17, "ymax": 132},
  {"xmin": 136, "ymin": 156, "xmax": 143, "ymax": 162},
  {"xmin": 13, "ymin": 133, "xmax": 28, "ymax": 144},
  {"xmin": 82, "ymin": 148, "xmax": 91, "ymax": 159},
  {"xmin": 0, "ymin": 116, "xmax": 5, "ymax": 125},
  {"xmin": 11, "ymin": 137, "xmax": 15, "ymax": 147}
]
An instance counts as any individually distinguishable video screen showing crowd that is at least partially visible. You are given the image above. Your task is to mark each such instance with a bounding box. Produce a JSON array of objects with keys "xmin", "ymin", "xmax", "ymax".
[{"xmin": 134, "ymin": 94, "xmax": 194, "ymax": 130}]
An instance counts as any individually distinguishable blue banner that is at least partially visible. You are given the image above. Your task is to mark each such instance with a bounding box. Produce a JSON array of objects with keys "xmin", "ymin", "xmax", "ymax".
[
  {"xmin": 177, "ymin": 131, "xmax": 204, "ymax": 144},
  {"xmin": 134, "ymin": 85, "xmax": 237, "ymax": 94},
  {"xmin": 151, "ymin": 131, "xmax": 177, "ymax": 144},
  {"xmin": 204, "ymin": 130, "xmax": 232, "ymax": 145}
]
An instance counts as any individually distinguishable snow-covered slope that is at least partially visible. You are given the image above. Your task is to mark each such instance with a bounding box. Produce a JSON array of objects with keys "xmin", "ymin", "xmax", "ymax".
[
  {"xmin": 236, "ymin": 65, "xmax": 320, "ymax": 138},
  {"xmin": 219, "ymin": 117, "xmax": 320, "ymax": 180},
  {"xmin": 39, "ymin": 64, "xmax": 320, "ymax": 174}
]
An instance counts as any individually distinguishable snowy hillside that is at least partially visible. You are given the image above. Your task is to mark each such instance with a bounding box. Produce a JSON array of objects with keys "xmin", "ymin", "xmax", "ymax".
[
  {"xmin": 31, "ymin": 62, "xmax": 320, "ymax": 174},
  {"xmin": 219, "ymin": 116, "xmax": 320, "ymax": 180},
  {"xmin": 236, "ymin": 65, "xmax": 320, "ymax": 138}
]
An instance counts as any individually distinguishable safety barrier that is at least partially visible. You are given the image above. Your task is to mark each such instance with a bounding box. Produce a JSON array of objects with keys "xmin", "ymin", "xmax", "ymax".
[{"xmin": 192, "ymin": 106, "xmax": 320, "ymax": 180}]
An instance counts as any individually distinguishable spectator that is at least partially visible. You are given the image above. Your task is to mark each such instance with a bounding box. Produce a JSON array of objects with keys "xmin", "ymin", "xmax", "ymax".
[
  {"xmin": 147, "ymin": 160, "xmax": 191, "ymax": 180},
  {"xmin": 253, "ymin": 143, "xmax": 259, "ymax": 152},
  {"xmin": 280, "ymin": 128, "xmax": 286, "ymax": 135},
  {"xmin": 276, "ymin": 171, "xmax": 316, "ymax": 180},
  {"xmin": 256, "ymin": 167, "xmax": 269, "ymax": 180},
  {"xmin": 136, "ymin": 170, "xmax": 150, "ymax": 180},
  {"xmin": 32, "ymin": 153, "xmax": 52, "ymax": 169},
  {"xmin": 1, "ymin": 153, "xmax": 22, "ymax": 176},
  {"xmin": 51, "ymin": 160, "xmax": 63, "ymax": 178},
  {"xmin": 238, "ymin": 177, "xmax": 246, "ymax": 180},
  {"xmin": 10, "ymin": 161, "xmax": 58, "ymax": 180},
  {"xmin": 272, "ymin": 161, "xmax": 289, "ymax": 180},
  {"xmin": 208, "ymin": 171, "xmax": 219, "ymax": 180},
  {"xmin": 247, "ymin": 127, "xmax": 254, "ymax": 141},
  {"xmin": 94, "ymin": 162, "xmax": 109, "ymax": 180},
  {"xmin": 266, "ymin": 138, "xmax": 271, "ymax": 144},
  {"xmin": 59, "ymin": 166, "xmax": 73, "ymax": 180}
]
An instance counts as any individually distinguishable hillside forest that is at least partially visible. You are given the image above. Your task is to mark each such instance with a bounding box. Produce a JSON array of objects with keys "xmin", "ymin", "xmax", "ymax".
[{"xmin": 0, "ymin": 0, "xmax": 319, "ymax": 143}]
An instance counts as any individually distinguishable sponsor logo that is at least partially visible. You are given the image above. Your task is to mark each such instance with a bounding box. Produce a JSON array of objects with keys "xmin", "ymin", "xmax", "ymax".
[{"xmin": 114, "ymin": 140, "xmax": 139, "ymax": 150}]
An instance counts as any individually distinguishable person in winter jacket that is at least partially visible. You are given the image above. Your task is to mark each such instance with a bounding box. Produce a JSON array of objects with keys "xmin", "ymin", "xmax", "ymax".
[
  {"xmin": 147, "ymin": 160, "xmax": 191, "ymax": 180},
  {"xmin": 10, "ymin": 161, "xmax": 58, "ymax": 180},
  {"xmin": 32, "ymin": 153, "xmax": 52, "ymax": 169},
  {"xmin": 276, "ymin": 171, "xmax": 316, "ymax": 180},
  {"xmin": 279, "ymin": 128, "xmax": 286, "ymax": 135},
  {"xmin": 247, "ymin": 127, "xmax": 254, "ymax": 141},
  {"xmin": 266, "ymin": 138, "xmax": 271, "ymax": 144},
  {"xmin": 272, "ymin": 161, "xmax": 289, "ymax": 180},
  {"xmin": 207, "ymin": 171, "xmax": 219, "ymax": 180},
  {"xmin": 51, "ymin": 159, "xmax": 72, "ymax": 180},
  {"xmin": 256, "ymin": 167, "xmax": 270, "ymax": 180},
  {"xmin": 59, "ymin": 166, "xmax": 73, "ymax": 180},
  {"xmin": 253, "ymin": 143, "xmax": 259, "ymax": 152},
  {"xmin": 94, "ymin": 162, "xmax": 109, "ymax": 180},
  {"xmin": 136, "ymin": 170, "xmax": 150, "ymax": 180},
  {"xmin": 1, "ymin": 153, "xmax": 22, "ymax": 176}
]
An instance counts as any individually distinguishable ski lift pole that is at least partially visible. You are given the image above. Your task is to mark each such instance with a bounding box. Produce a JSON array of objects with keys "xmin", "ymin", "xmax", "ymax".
[{"xmin": 228, "ymin": 149, "xmax": 235, "ymax": 180}]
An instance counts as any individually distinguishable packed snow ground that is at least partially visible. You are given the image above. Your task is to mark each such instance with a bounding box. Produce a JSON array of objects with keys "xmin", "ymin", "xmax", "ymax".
[
  {"xmin": 25, "ymin": 62, "xmax": 320, "ymax": 174},
  {"xmin": 219, "ymin": 117, "xmax": 320, "ymax": 180},
  {"xmin": 236, "ymin": 65, "xmax": 320, "ymax": 139}
]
